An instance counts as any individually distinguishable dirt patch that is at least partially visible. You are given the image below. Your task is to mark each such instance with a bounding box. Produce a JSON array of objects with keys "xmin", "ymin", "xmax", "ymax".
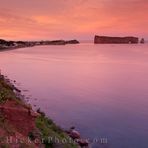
[{"xmin": 0, "ymin": 100, "xmax": 36, "ymax": 136}]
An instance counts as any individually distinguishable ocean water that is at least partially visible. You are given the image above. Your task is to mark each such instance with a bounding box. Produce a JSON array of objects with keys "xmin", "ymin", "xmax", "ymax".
[{"xmin": 0, "ymin": 43, "xmax": 148, "ymax": 148}]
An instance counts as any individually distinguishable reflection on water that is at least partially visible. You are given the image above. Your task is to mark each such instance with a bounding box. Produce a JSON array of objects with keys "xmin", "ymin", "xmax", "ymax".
[{"xmin": 0, "ymin": 43, "xmax": 148, "ymax": 148}]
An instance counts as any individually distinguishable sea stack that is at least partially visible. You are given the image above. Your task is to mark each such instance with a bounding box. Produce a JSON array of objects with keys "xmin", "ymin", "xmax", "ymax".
[
  {"xmin": 140, "ymin": 38, "xmax": 145, "ymax": 44},
  {"xmin": 94, "ymin": 35, "xmax": 139, "ymax": 44}
]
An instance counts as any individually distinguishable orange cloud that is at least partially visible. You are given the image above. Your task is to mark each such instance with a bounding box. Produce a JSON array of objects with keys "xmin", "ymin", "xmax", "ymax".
[{"xmin": 0, "ymin": 0, "xmax": 148, "ymax": 40}]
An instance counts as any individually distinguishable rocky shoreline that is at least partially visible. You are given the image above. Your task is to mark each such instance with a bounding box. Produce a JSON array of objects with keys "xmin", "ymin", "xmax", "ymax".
[{"xmin": 0, "ymin": 71, "xmax": 89, "ymax": 148}]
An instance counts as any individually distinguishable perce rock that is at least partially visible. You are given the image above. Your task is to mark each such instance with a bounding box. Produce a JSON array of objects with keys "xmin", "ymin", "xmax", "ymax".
[{"xmin": 94, "ymin": 35, "xmax": 139, "ymax": 44}]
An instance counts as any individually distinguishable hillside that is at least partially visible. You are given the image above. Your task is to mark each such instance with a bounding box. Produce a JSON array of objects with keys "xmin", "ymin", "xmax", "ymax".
[{"xmin": 0, "ymin": 73, "xmax": 78, "ymax": 148}]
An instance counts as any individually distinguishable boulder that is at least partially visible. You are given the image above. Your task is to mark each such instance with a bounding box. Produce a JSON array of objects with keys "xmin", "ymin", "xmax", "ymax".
[
  {"xmin": 77, "ymin": 139, "xmax": 89, "ymax": 147},
  {"xmin": 66, "ymin": 127, "xmax": 89, "ymax": 147},
  {"xmin": 69, "ymin": 129, "xmax": 81, "ymax": 139}
]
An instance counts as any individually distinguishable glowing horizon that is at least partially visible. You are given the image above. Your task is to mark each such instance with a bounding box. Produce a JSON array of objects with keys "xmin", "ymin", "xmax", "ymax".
[{"xmin": 0, "ymin": 0, "xmax": 148, "ymax": 40}]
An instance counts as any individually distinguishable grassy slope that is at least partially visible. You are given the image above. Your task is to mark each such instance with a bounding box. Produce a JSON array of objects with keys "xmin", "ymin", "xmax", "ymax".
[{"xmin": 0, "ymin": 75, "xmax": 78, "ymax": 148}]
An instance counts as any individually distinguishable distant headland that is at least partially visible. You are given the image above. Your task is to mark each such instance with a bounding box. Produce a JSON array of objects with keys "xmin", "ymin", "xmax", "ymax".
[
  {"xmin": 94, "ymin": 35, "xmax": 145, "ymax": 44},
  {"xmin": 0, "ymin": 39, "xmax": 79, "ymax": 51}
]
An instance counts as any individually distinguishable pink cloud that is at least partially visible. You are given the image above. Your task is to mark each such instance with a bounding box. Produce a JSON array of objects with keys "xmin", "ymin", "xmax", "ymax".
[{"xmin": 0, "ymin": 0, "xmax": 148, "ymax": 40}]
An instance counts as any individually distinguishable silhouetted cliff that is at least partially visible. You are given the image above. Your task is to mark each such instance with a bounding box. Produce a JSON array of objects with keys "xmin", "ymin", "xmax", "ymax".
[{"xmin": 0, "ymin": 39, "xmax": 79, "ymax": 50}]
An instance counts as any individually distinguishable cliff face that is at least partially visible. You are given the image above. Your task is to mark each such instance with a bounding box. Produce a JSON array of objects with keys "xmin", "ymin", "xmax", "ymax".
[{"xmin": 94, "ymin": 35, "xmax": 139, "ymax": 44}]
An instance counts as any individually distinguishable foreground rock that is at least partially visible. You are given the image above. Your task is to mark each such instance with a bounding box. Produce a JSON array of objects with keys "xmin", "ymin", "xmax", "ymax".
[
  {"xmin": 66, "ymin": 127, "xmax": 89, "ymax": 147},
  {"xmin": 94, "ymin": 35, "xmax": 139, "ymax": 44},
  {"xmin": 68, "ymin": 127, "xmax": 81, "ymax": 139}
]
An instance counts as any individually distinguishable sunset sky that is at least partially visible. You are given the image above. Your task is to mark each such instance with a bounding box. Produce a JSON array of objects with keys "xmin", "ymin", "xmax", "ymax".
[{"xmin": 0, "ymin": 0, "xmax": 148, "ymax": 40}]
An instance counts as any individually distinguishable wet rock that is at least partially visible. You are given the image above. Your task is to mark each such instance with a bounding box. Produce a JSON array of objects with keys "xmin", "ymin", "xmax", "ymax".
[
  {"xmin": 69, "ymin": 129, "xmax": 81, "ymax": 139},
  {"xmin": 12, "ymin": 85, "xmax": 21, "ymax": 92},
  {"xmin": 77, "ymin": 139, "xmax": 89, "ymax": 147},
  {"xmin": 68, "ymin": 127, "xmax": 81, "ymax": 139},
  {"xmin": 66, "ymin": 127, "xmax": 89, "ymax": 147}
]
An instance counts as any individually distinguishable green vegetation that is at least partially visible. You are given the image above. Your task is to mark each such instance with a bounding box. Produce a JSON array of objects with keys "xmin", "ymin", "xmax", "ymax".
[
  {"xmin": 36, "ymin": 114, "xmax": 77, "ymax": 148},
  {"xmin": 0, "ymin": 76, "xmax": 25, "ymax": 106},
  {"xmin": 0, "ymin": 75, "xmax": 78, "ymax": 148},
  {"xmin": 0, "ymin": 88, "xmax": 13, "ymax": 103},
  {"xmin": 0, "ymin": 77, "xmax": 16, "ymax": 103}
]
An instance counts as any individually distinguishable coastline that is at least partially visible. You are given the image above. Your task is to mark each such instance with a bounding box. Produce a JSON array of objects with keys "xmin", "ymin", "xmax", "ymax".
[
  {"xmin": 0, "ymin": 70, "xmax": 90, "ymax": 147},
  {"xmin": 0, "ymin": 45, "xmax": 35, "ymax": 52},
  {"xmin": 0, "ymin": 72, "xmax": 79, "ymax": 147},
  {"xmin": 0, "ymin": 39, "xmax": 80, "ymax": 52}
]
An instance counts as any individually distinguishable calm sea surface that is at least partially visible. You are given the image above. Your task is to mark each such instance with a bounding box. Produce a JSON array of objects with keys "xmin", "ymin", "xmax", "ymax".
[{"xmin": 0, "ymin": 43, "xmax": 148, "ymax": 148}]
